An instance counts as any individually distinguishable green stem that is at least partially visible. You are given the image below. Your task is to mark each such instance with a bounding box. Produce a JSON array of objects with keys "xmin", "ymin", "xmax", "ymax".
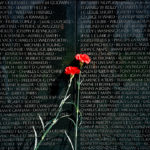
[
  {"xmin": 75, "ymin": 72, "xmax": 81, "ymax": 150},
  {"xmin": 35, "ymin": 76, "xmax": 73, "ymax": 150}
]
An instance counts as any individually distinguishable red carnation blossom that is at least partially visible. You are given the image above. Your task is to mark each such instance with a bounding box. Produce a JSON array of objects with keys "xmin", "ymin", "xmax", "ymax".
[
  {"xmin": 65, "ymin": 66, "xmax": 80, "ymax": 75},
  {"xmin": 75, "ymin": 54, "xmax": 91, "ymax": 64}
]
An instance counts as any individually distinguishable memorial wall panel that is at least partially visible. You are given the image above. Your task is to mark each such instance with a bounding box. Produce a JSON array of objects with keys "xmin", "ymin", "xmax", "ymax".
[{"xmin": 0, "ymin": 0, "xmax": 150, "ymax": 150}]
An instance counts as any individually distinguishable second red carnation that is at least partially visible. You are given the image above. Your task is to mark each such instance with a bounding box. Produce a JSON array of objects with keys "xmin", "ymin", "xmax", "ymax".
[{"xmin": 75, "ymin": 54, "xmax": 91, "ymax": 64}]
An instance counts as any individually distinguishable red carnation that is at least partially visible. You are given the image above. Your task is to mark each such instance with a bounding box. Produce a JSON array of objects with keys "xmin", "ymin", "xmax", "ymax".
[
  {"xmin": 75, "ymin": 54, "xmax": 91, "ymax": 64},
  {"xmin": 65, "ymin": 66, "xmax": 80, "ymax": 75}
]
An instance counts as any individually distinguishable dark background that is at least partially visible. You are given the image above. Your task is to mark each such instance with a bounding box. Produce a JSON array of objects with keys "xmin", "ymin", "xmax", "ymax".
[{"xmin": 0, "ymin": 0, "xmax": 150, "ymax": 149}]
